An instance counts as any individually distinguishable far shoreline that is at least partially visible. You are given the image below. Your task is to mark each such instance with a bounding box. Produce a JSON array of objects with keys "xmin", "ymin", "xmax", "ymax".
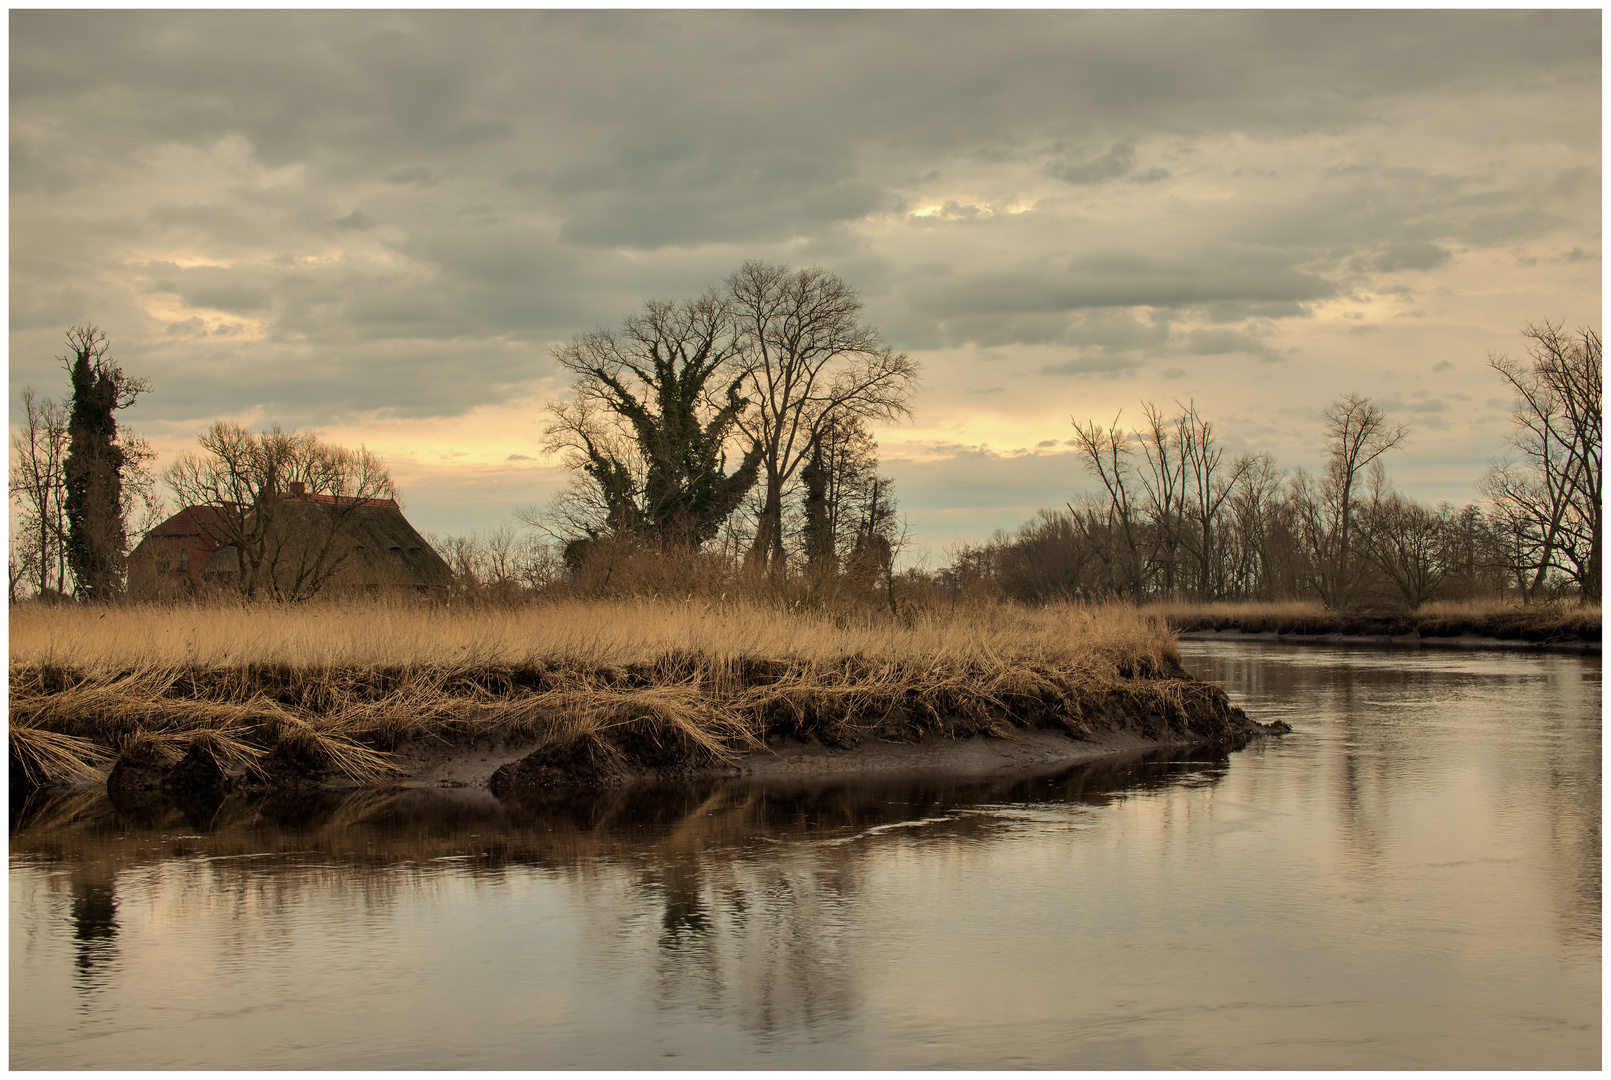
[
  {"xmin": 1178, "ymin": 628, "xmax": 1600, "ymax": 655},
  {"xmin": 1157, "ymin": 602, "xmax": 1600, "ymax": 654}
]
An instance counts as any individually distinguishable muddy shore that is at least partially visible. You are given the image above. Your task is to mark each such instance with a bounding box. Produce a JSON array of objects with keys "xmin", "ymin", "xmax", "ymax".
[
  {"xmin": 27, "ymin": 691, "xmax": 1287, "ymax": 805},
  {"xmin": 87, "ymin": 719, "xmax": 1285, "ymax": 807}
]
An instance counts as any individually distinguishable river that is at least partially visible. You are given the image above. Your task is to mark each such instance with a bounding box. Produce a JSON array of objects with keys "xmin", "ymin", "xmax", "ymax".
[{"xmin": 9, "ymin": 641, "xmax": 1600, "ymax": 1068}]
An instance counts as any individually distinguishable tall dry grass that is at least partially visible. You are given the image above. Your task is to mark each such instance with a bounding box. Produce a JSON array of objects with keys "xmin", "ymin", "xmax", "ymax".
[
  {"xmin": 11, "ymin": 596, "xmax": 1177, "ymax": 672},
  {"xmin": 10, "ymin": 598, "xmax": 1211, "ymax": 786}
]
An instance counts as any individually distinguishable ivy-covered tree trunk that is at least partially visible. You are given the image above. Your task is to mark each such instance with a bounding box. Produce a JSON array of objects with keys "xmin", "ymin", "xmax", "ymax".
[
  {"xmin": 800, "ymin": 438, "xmax": 833, "ymax": 574},
  {"xmin": 547, "ymin": 295, "xmax": 761, "ymax": 551},
  {"xmin": 61, "ymin": 327, "xmax": 145, "ymax": 601}
]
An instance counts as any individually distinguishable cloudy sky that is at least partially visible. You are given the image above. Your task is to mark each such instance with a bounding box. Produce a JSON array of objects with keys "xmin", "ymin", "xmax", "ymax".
[{"xmin": 10, "ymin": 10, "xmax": 1601, "ymax": 562}]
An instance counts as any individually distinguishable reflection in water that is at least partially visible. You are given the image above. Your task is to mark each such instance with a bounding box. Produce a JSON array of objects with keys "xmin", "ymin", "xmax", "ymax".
[
  {"xmin": 69, "ymin": 876, "xmax": 117, "ymax": 1000},
  {"xmin": 10, "ymin": 644, "xmax": 1599, "ymax": 1069}
]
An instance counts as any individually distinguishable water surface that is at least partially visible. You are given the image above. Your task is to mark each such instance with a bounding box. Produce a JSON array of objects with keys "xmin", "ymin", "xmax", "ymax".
[{"xmin": 10, "ymin": 641, "xmax": 1600, "ymax": 1068}]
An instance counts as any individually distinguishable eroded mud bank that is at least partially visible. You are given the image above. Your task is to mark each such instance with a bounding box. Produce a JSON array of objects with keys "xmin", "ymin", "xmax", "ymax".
[{"xmin": 12, "ymin": 654, "xmax": 1287, "ymax": 802}]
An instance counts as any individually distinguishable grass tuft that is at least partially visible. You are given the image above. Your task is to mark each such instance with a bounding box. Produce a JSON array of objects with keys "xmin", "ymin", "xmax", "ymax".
[{"xmin": 10, "ymin": 722, "xmax": 113, "ymax": 785}]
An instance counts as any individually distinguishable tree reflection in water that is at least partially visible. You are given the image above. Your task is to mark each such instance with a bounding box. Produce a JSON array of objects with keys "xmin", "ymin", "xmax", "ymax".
[
  {"xmin": 11, "ymin": 747, "xmax": 1231, "ymax": 1041},
  {"xmin": 69, "ymin": 875, "xmax": 118, "ymax": 1002}
]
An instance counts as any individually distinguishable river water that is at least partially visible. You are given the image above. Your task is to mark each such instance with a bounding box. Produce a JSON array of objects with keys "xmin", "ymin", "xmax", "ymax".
[{"xmin": 10, "ymin": 641, "xmax": 1600, "ymax": 1069}]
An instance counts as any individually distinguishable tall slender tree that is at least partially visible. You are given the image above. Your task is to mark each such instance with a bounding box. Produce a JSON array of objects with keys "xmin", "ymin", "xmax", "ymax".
[
  {"xmin": 10, "ymin": 386, "xmax": 70, "ymax": 597},
  {"xmin": 1312, "ymin": 393, "xmax": 1408, "ymax": 606},
  {"xmin": 61, "ymin": 326, "xmax": 149, "ymax": 600}
]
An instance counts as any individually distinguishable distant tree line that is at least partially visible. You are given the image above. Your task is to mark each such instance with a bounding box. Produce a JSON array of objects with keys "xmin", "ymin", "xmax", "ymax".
[
  {"xmin": 935, "ymin": 322, "xmax": 1600, "ymax": 609},
  {"xmin": 14, "ymin": 311, "xmax": 1594, "ymax": 613}
]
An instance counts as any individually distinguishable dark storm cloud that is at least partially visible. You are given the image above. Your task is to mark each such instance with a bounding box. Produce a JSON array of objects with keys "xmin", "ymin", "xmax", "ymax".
[
  {"xmin": 9, "ymin": 9, "xmax": 1599, "ymax": 430},
  {"xmin": 14, "ymin": 10, "xmax": 1596, "ymax": 184}
]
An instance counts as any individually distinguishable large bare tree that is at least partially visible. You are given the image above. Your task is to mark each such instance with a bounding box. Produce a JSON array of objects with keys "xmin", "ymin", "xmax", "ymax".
[
  {"xmin": 727, "ymin": 262, "xmax": 919, "ymax": 569},
  {"xmin": 1364, "ymin": 493, "xmax": 1451, "ymax": 608},
  {"xmin": 165, "ymin": 422, "xmax": 395, "ymax": 600},
  {"xmin": 1479, "ymin": 322, "xmax": 1601, "ymax": 602}
]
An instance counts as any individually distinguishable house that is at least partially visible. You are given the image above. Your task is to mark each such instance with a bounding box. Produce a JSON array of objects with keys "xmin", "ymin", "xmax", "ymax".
[
  {"xmin": 128, "ymin": 484, "xmax": 454, "ymax": 598},
  {"xmin": 129, "ymin": 505, "xmax": 238, "ymax": 590}
]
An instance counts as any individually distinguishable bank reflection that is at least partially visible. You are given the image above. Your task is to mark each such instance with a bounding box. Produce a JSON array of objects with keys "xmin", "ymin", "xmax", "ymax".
[{"xmin": 12, "ymin": 748, "xmax": 1232, "ymax": 1041}]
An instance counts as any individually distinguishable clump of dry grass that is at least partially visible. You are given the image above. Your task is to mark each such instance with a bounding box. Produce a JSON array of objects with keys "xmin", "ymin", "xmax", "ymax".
[
  {"xmin": 9, "ymin": 598, "xmax": 1233, "ymax": 788},
  {"xmin": 10, "ymin": 723, "xmax": 112, "ymax": 785}
]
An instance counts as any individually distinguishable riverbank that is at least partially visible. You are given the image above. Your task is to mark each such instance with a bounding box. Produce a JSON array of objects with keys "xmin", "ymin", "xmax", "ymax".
[
  {"xmin": 9, "ymin": 599, "xmax": 1285, "ymax": 798},
  {"xmin": 1149, "ymin": 599, "xmax": 1600, "ymax": 651}
]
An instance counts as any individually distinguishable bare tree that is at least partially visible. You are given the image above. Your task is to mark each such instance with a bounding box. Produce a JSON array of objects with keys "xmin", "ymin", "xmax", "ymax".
[
  {"xmin": 9, "ymin": 386, "xmax": 70, "ymax": 597},
  {"xmin": 165, "ymin": 422, "xmax": 396, "ymax": 600},
  {"xmin": 1224, "ymin": 452, "xmax": 1286, "ymax": 599},
  {"xmin": 798, "ymin": 413, "xmax": 885, "ymax": 576},
  {"xmin": 1178, "ymin": 402, "xmax": 1251, "ymax": 601},
  {"xmin": 1479, "ymin": 322, "xmax": 1601, "ymax": 602},
  {"xmin": 1364, "ymin": 493, "xmax": 1449, "ymax": 608},
  {"xmin": 727, "ymin": 262, "xmax": 919, "ymax": 569},
  {"xmin": 538, "ymin": 398, "xmax": 649, "ymax": 543},
  {"xmin": 428, "ymin": 523, "xmax": 558, "ymax": 603},
  {"xmin": 118, "ymin": 431, "xmax": 165, "ymax": 551},
  {"xmin": 1070, "ymin": 415, "xmax": 1146, "ymax": 598},
  {"xmin": 842, "ymin": 473, "xmax": 906, "ymax": 614},
  {"xmin": 1316, "ymin": 393, "xmax": 1408, "ymax": 606},
  {"xmin": 1135, "ymin": 402, "xmax": 1187, "ymax": 597}
]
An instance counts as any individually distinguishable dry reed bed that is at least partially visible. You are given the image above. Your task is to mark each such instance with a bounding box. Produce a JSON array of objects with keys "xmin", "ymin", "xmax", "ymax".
[
  {"xmin": 1146, "ymin": 598, "xmax": 1601, "ymax": 642},
  {"xmin": 10, "ymin": 599, "xmax": 1243, "ymax": 788}
]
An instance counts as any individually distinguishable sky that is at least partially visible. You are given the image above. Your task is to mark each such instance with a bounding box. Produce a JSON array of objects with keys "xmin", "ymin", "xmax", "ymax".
[{"xmin": 9, "ymin": 9, "xmax": 1602, "ymax": 565}]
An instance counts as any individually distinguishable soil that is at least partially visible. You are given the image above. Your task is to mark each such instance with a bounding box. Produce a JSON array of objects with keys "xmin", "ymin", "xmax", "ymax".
[
  {"xmin": 428, "ymin": 724, "xmax": 1280, "ymax": 795},
  {"xmin": 64, "ymin": 711, "xmax": 1288, "ymax": 806}
]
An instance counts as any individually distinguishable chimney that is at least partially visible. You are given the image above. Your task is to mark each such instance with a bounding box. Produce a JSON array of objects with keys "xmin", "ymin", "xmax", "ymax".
[{"xmin": 289, "ymin": 481, "xmax": 306, "ymax": 498}]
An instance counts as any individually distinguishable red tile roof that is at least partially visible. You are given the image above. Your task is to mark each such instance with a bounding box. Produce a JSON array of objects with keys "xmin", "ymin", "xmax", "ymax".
[{"xmin": 286, "ymin": 492, "xmax": 400, "ymax": 509}]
